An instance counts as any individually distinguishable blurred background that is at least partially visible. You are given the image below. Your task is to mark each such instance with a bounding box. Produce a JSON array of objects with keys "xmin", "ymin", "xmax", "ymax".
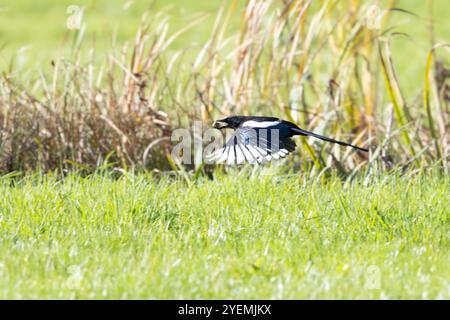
[
  {"xmin": 1, "ymin": 0, "xmax": 449, "ymax": 94},
  {"xmin": 0, "ymin": 0, "xmax": 448, "ymax": 173}
]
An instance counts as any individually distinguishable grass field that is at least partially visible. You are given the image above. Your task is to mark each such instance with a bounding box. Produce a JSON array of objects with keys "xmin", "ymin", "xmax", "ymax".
[
  {"xmin": 0, "ymin": 171, "xmax": 448, "ymax": 299},
  {"xmin": 0, "ymin": 0, "xmax": 449, "ymax": 300}
]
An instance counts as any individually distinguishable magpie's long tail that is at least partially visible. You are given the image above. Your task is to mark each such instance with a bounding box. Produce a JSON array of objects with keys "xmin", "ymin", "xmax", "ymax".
[{"xmin": 292, "ymin": 127, "xmax": 368, "ymax": 152}]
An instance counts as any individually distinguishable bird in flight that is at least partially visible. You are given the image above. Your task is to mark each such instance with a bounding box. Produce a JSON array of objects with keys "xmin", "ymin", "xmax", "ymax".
[{"xmin": 206, "ymin": 116, "xmax": 368, "ymax": 165}]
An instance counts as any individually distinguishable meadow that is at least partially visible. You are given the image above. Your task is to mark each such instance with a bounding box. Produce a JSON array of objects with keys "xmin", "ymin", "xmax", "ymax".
[
  {"xmin": 0, "ymin": 0, "xmax": 449, "ymax": 299},
  {"xmin": 0, "ymin": 171, "xmax": 448, "ymax": 299}
]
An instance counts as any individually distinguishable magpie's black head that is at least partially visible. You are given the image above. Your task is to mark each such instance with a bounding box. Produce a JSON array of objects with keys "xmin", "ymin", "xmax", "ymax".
[{"xmin": 212, "ymin": 116, "xmax": 248, "ymax": 130}]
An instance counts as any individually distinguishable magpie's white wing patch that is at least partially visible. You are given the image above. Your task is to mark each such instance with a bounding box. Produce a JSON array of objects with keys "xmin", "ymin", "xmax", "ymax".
[
  {"xmin": 206, "ymin": 127, "xmax": 294, "ymax": 165},
  {"xmin": 241, "ymin": 120, "xmax": 281, "ymax": 128}
]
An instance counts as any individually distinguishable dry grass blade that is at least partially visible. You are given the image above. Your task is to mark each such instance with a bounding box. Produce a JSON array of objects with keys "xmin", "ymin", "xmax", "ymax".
[
  {"xmin": 378, "ymin": 40, "xmax": 417, "ymax": 164},
  {"xmin": 424, "ymin": 43, "xmax": 450, "ymax": 161}
]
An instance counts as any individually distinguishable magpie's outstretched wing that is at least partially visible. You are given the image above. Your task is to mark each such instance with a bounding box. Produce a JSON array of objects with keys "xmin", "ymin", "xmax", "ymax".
[{"xmin": 206, "ymin": 127, "xmax": 296, "ymax": 165}]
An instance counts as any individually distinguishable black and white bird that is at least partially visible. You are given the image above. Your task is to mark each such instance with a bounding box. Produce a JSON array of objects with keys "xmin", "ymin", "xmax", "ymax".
[{"xmin": 206, "ymin": 116, "xmax": 368, "ymax": 165}]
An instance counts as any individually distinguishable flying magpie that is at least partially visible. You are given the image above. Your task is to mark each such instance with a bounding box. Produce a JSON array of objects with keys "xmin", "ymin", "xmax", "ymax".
[{"xmin": 206, "ymin": 116, "xmax": 368, "ymax": 165}]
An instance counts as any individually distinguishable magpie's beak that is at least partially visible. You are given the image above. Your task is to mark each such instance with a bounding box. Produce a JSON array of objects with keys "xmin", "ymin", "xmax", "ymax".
[{"xmin": 212, "ymin": 119, "xmax": 228, "ymax": 129}]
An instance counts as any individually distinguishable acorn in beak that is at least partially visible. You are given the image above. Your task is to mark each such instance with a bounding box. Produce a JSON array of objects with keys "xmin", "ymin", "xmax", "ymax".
[{"xmin": 212, "ymin": 119, "xmax": 228, "ymax": 129}]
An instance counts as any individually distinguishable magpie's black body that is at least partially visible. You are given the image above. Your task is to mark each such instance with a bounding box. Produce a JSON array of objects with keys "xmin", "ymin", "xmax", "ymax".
[{"xmin": 207, "ymin": 115, "xmax": 368, "ymax": 165}]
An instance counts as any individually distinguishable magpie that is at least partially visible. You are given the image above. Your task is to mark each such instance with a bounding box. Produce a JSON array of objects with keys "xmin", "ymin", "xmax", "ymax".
[{"xmin": 206, "ymin": 116, "xmax": 368, "ymax": 165}]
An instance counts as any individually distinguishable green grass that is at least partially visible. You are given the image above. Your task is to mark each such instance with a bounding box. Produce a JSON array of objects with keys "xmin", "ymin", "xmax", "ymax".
[{"xmin": 0, "ymin": 171, "xmax": 448, "ymax": 299}]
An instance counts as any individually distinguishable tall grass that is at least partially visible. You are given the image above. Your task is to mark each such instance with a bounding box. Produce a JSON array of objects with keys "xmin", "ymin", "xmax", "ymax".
[{"xmin": 0, "ymin": 0, "xmax": 448, "ymax": 175}]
